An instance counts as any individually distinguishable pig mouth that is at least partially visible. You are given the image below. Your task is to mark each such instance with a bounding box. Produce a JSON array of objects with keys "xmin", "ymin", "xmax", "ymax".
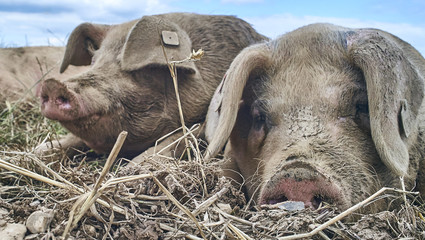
[
  {"xmin": 59, "ymin": 112, "xmax": 120, "ymax": 153},
  {"xmin": 59, "ymin": 112, "xmax": 103, "ymax": 129},
  {"xmin": 259, "ymin": 163, "xmax": 348, "ymax": 210}
]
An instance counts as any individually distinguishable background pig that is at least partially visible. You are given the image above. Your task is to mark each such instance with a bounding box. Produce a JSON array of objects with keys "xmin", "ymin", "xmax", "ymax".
[
  {"xmin": 205, "ymin": 23, "xmax": 425, "ymax": 212},
  {"xmin": 0, "ymin": 46, "xmax": 87, "ymax": 101},
  {"xmin": 38, "ymin": 13, "xmax": 267, "ymax": 158}
]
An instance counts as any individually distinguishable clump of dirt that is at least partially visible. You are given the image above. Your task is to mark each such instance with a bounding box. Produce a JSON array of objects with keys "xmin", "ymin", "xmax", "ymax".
[{"xmin": 1, "ymin": 98, "xmax": 425, "ymax": 240}]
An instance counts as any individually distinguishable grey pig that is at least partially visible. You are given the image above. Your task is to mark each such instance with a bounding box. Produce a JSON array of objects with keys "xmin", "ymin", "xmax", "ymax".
[{"xmin": 205, "ymin": 23, "xmax": 425, "ymax": 212}]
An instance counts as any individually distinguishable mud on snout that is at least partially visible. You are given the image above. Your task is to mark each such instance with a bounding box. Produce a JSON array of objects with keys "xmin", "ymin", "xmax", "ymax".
[{"xmin": 259, "ymin": 161, "xmax": 350, "ymax": 210}]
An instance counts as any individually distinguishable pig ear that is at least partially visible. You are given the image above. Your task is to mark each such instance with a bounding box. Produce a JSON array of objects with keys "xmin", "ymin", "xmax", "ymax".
[
  {"xmin": 347, "ymin": 29, "xmax": 425, "ymax": 176},
  {"xmin": 204, "ymin": 44, "xmax": 271, "ymax": 160},
  {"xmin": 121, "ymin": 16, "xmax": 197, "ymax": 74},
  {"xmin": 60, "ymin": 23, "xmax": 110, "ymax": 73}
]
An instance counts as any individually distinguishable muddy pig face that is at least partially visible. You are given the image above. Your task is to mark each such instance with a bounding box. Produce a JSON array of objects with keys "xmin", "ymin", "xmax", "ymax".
[
  {"xmin": 39, "ymin": 13, "xmax": 267, "ymax": 156},
  {"xmin": 205, "ymin": 23, "xmax": 425, "ymax": 211}
]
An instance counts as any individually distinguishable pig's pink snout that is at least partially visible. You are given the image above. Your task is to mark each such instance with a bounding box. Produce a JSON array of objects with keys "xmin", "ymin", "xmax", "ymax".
[
  {"xmin": 40, "ymin": 79, "xmax": 78, "ymax": 121},
  {"xmin": 260, "ymin": 162, "xmax": 343, "ymax": 209}
]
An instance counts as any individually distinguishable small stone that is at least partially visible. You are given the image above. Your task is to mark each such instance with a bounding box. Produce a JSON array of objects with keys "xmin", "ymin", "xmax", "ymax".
[
  {"xmin": 217, "ymin": 203, "xmax": 232, "ymax": 214},
  {"xmin": 26, "ymin": 209, "xmax": 54, "ymax": 234},
  {"xmin": 29, "ymin": 201, "xmax": 40, "ymax": 207},
  {"xmin": 277, "ymin": 201, "xmax": 305, "ymax": 211},
  {"xmin": 24, "ymin": 233, "xmax": 39, "ymax": 240},
  {"xmin": 0, "ymin": 223, "xmax": 27, "ymax": 240}
]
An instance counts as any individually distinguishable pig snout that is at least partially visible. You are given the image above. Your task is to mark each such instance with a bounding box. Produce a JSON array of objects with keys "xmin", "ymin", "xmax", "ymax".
[
  {"xmin": 40, "ymin": 78, "xmax": 84, "ymax": 121},
  {"xmin": 260, "ymin": 161, "xmax": 345, "ymax": 209}
]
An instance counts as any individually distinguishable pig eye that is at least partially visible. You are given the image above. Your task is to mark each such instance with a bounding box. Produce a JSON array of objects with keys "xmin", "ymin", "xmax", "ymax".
[
  {"xmin": 247, "ymin": 100, "xmax": 270, "ymax": 149},
  {"xmin": 356, "ymin": 103, "xmax": 369, "ymax": 114},
  {"xmin": 253, "ymin": 113, "xmax": 266, "ymax": 131},
  {"xmin": 251, "ymin": 100, "xmax": 271, "ymax": 133},
  {"xmin": 355, "ymin": 103, "xmax": 370, "ymax": 131}
]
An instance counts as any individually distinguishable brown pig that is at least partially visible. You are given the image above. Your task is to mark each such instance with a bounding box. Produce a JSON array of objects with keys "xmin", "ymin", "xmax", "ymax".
[
  {"xmin": 37, "ymin": 13, "xmax": 267, "ymax": 158},
  {"xmin": 0, "ymin": 46, "xmax": 87, "ymax": 101},
  {"xmin": 204, "ymin": 23, "xmax": 425, "ymax": 211}
]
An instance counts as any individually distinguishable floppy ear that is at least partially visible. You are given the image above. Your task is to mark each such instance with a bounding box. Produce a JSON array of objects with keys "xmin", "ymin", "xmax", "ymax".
[
  {"xmin": 204, "ymin": 44, "xmax": 271, "ymax": 160},
  {"xmin": 60, "ymin": 23, "xmax": 110, "ymax": 73},
  {"xmin": 347, "ymin": 29, "xmax": 425, "ymax": 176},
  {"xmin": 121, "ymin": 15, "xmax": 197, "ymax": 74}
]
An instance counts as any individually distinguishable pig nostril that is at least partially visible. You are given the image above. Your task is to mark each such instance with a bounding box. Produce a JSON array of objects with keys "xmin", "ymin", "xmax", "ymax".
[
  {"xmin": 42, "ymin": 95, "xmax": 49, "ymax": 104},
  {"xmin": 285, "ymin": 155, "xmax": 307, "ymax": 162},
  {"xmin": 286, "ymin": 156, "xmax": 298, "ymax": 161},
  {"xmin": 56, "ymin": 96, "xmax": 69, "ymax": 105}
]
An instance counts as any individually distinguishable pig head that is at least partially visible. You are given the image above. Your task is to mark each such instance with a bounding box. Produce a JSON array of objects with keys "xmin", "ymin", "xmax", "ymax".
[
  {"xmin": 38, "ymin": 13, "xmax": 266, "ymax": 157},
  {"xmin": 205, "ymin": 23, "xmax": 425, "ymax": 211},
  {"xmin": 0, "ymin": 46, "xmax": 87, "ymax": 101}
]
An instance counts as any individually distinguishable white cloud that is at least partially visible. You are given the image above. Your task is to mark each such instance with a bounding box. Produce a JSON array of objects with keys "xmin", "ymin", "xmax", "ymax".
[{"xmin": 245, "ymin": 13, "xmax": 425, "ymax": 55}]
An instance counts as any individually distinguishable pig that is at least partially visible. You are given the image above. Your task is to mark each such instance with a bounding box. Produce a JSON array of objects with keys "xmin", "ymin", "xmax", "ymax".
[
  {"xmin": 204, "ymin": 23, "xmax": 425, "ymax": 212},
  {"xmin": 0, "ymin": 46, "xmax": 87, "ymax": 101},
  {"xmin": 37, "ymin": 13, "xmax": 267, "ymax": 159}
]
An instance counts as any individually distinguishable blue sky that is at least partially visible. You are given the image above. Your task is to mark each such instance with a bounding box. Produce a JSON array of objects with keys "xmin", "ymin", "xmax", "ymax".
[{"xmin": 1, "ymin": 0, "xmax": 424, "ymax": 55}]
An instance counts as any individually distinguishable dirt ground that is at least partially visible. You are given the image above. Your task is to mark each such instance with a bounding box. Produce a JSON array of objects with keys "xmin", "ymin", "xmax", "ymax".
[{"xmin": 1, "ymin": 98, "xmax": 425, "ymax": 240}]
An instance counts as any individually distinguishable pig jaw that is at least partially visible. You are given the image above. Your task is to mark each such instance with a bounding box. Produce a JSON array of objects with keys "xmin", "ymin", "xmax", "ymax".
[{"xmin": 259, "ymin": 161, "xmax": 349, "ymax": 210}]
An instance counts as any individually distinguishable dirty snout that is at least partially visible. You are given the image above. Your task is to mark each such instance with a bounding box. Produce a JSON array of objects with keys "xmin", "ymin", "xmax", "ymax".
[
  {"xmin": 259, "ymin": 161, "xmax": 347, "ymax": 209},
  {"xmin": 40, "ymin": 78, "xmax": 86, "ymax": 121}
]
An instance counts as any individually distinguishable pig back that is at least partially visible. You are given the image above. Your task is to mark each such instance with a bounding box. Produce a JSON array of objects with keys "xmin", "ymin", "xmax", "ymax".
[{"xmin": 167, "ymin": 13, "xmax": 267, "ymax": 80}]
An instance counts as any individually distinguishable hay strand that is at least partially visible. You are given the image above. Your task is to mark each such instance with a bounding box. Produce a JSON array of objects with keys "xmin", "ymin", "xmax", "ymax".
[{"xmin": 62, "ymin": 131, "xmax": 128, "ymax": 238}]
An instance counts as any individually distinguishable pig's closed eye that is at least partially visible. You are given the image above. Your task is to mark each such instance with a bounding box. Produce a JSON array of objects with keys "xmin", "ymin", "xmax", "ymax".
[
  {"xmin": 356, "ymin": 103, "xmax": 368, "ymax": 114},
  {"xmin": 253, "ymin": 113, "xmax": 266, "ymax": 131},
  {"xmin": 355, "ymin": 103, "xmax": 370, "ymax": 131},
  {"xmin": 248, "ymin": 100, "xmax": 270, "ymax": 148},
  {"xmin": 251, "ymin": 100, "xmax": 270, "ymax": 132}
]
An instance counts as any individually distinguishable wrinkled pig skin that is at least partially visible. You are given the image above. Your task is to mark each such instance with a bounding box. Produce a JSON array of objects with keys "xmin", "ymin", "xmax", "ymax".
[
  {"xmin": 38, "ymin": 13, "xmax": 267, "ymax": 158},
  {"xmin": 205, "ymin": 23, "xmax": 425, "ymax": 212},
  {"xmin": 0, "ymin": 46, "xmax": 87, "ymax": 101}
]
